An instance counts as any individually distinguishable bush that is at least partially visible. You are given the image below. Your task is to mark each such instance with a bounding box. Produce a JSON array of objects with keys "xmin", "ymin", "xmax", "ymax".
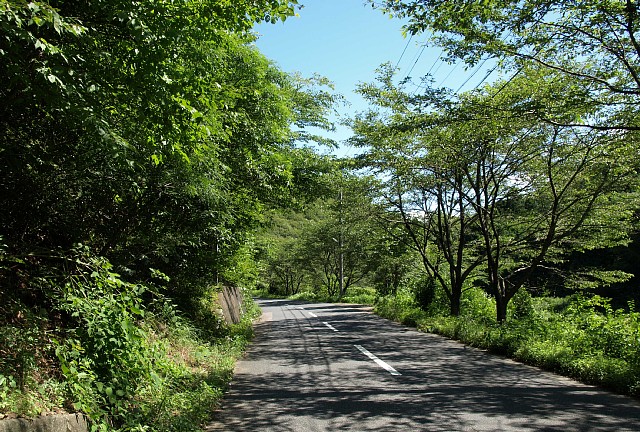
[
  {"xmin": 510, "ymin": 288, "xmax": 536, "ymax": 321},
  {"xmin": 373, "ymin": 287, "xmax": 640, "ymax": 397},
  {"xmin": 342, "ymin": 287, "xmax": 376, "ymax": 305},
  {"xmin": 0, "ymin": 251, "xmax": 259, "ymax": 431},
  {"xmin": 461, "ymin": 287, "xmax": 495, "ymax": 323},
  {"xmin": 375, "ymin": 289, "xmax": 429, "ymax": 327},
  {"xmin": 54, "ymin": 258, "xmax": 163, "ymax": 429},
  {"xmin": 411, "ymin": 276, "xmax": 436, "ymax": 311}
]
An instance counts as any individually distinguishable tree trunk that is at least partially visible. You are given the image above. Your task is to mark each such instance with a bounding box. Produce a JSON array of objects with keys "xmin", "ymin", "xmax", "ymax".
[
  {"xmin": 496, "ymin": 294, "xmax": 508, "ymax": 323},
  {"xmin": 450, "ymin": 287, "xmax": 461, "ymax": 316}
]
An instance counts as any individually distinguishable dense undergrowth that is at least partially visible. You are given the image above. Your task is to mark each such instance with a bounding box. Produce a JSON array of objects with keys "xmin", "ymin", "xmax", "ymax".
[
  {"xmin": 375, "ymin": 287, "xmax": 640, "ymax": 397},
  {"xmin": 0, "ymin": 257, "xmax": 259, "ymax": 431}
]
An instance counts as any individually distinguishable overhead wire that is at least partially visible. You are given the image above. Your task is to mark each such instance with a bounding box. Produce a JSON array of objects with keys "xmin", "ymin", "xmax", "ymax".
[
  {"xmin": 437, "ymin": 61, "xmax": 461, "ymax": 88},
  {"xmin": 454, "ymin": 57, "xmax": 490, "ymax": 93},
  {"xmin": 405, "ymin": 36, "xmax": 429, "ymax": 78},
  {"xmin": 394, "ymin": 34, "xmax": 414, "ymax": 70},
  {"xmin": 469, "ymin": 65, "xmax": 498, "ymax": 91}
]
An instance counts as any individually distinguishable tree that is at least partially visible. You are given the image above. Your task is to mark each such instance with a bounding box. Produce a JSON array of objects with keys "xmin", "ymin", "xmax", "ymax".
[
  {"xmin": 256, "ymin": 169, "xmax": 382, "ymax": 299},
  {"xmin": 0, "ymin": 0, "xmax": 351, "ymax": 340},
  {"xmin": 297, "ymin": 173, "xmax": 378, "ymax": 298},
  {"xmin": 0, "ymin": 0, "xmax": 344, "ymax": 308},
  {"xmin": 369, "ymin": 0, "xmax": 640, "ymax": 131},
  {"xmin": 257, "ymin": 210, "xmax": 309, "ymax": 296},
  {"xmin": 454, "ymin": 69, "xmax": 638, "ymax": 322},
  {"xmin": 352, "ymin": 64, "xmax": 638, "ymax": 322},
  {"xmin": 1, "ymin": 0, "xmax": 353, "ymax": 425},
  {"xmin": 352, "ymin": 65, "xmax": 484, "ymax": 316},
  {"xmin": 367, "ymin": 221, "xmax": 417, "ymax": 297}
]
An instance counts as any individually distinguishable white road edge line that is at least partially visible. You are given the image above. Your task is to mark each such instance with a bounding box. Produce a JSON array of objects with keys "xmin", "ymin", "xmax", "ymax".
[
  {"xmin": 322, "ymin": 322, "xmax": 339, "ymax": 332},
  {"xmin": 354, "ymin": 345, "xmax": 402, "ymax": 376},
  {"xmin": 309, "ymin": 312, "xmax": 318, "ymax": 318}
]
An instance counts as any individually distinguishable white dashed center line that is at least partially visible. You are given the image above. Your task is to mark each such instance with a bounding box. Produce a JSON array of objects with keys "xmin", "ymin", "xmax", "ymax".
[
  {"xmin": 308, "ymin": 312, "xmax": 318, "ymax": 318},
  {"xmin": 322, "ymin": 322, "xmax": 339, "ymax": 332},
  {"xmin": 355, "ymin": 345, "xmax": 401, "ymax": 376}
]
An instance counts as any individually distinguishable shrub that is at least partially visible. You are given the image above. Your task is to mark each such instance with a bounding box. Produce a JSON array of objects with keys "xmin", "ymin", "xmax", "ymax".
[
  {"xmin": 411, "ymin": 276, "xmax": 436, "ymax": 311},
  {"xmin": 461, "ymin": 287, "xmax": 495, "ymax": 323},
  {"xmin": 373, "ymin": 288, "xmax": 640, "ymax": 397},
  {"xmin": 54, "ymin": 258, "xmax": 163, "ymax": 429},
  {"xmin": 510, "ymin": 288, "xmax": 536, "ymax": 321},
  {"xmin": 342, "ymin": 287, "xmax": 376, "ymax": 305}
]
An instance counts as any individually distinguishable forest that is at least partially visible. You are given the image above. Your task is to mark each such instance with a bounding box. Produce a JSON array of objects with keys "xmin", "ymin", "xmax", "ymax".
[{"xmin": 1, "ymin": 1, "xmax": 639, "ymax": 431}]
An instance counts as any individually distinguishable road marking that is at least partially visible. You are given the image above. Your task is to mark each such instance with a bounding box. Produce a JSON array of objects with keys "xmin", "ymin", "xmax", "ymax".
[
  {"xmin": 322, "ymin": 322, "xmax": 339, "ymax": 332},
  {"xmin": 309, "ymin": 312, "xmax": 318, "ymax": 318},
  {"xmin": 354, "ymin": 345, "xmax": 401, "ymax": 376}
]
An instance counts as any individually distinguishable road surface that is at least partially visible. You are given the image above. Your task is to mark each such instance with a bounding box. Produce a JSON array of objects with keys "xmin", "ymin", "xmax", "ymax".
[{"xmin": 207, "ymin": 299, "xmax": 640, "ymax": 431}]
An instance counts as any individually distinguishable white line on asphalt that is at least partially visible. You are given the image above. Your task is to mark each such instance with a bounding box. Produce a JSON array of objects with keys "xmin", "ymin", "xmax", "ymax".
[
  {"xmin": 354, "ymin": 345, "xmax": 401, "ymax": 376},
  {"xmin": 322, "ymin": 322, "xmax": 339, "ymax": 332},
  {"xmin": 309, "ymin": 312, "xmax": 318, "ymax": 318}
]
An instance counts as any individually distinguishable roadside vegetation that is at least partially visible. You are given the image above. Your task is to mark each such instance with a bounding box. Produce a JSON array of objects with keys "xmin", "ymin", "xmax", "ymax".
[
  {"xmin": 3, "ymin": 0, "xmax": 640, "ymax": 429},
  {"xmin": 257, "ymin": 262, "xmax": 640, "ymax": 397},
  {"xmin": 256, "ymin": 0, "xmax": 640, "ymax": 400},
  {"xmin": 1, "ymin": 0, "xmax": 339, "ymax": 430},
  {"xmin": 375, "ymin": 287, "xmax": 640, "ymax": 397}
]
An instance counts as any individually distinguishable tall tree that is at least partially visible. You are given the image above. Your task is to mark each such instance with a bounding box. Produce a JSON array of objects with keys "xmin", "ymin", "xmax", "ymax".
[
  {"xmin": 0, "ymin": 0, "xmax": 345, "ymax": 314},
  {"xmin": 352, "ymin": 65, "xmax": 484, "ymax": 316},
  {"xmin": 369, "ymin": 0, "xmax": 640, "ymax": 131},
  {"xmin": 352, "ymin": 64, "xmax": 638, "ymax": 322}
]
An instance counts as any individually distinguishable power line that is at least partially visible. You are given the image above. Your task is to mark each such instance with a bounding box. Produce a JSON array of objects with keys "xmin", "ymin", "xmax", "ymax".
[
  {"xmin": 404, "ymin": 34, "xmax": 430, "ymax": 78},
  {"xmin": 437, "ymin": 61, "xmax": 461, "ymax": 88},
  {"xmin": 406, "ymin": 43, "xmax": 427, "ymax": 78},
  {"xmin": 394, "ymin": 34, "xmax": 414, "ymax": 70},
  {"xmin": 490, "ymin": 67, "xmax": 522, "ymax": 98},
  {"xmin": 470, "ymin": 65, "xmax": 497, "ymax": 91},
  {"xmin": 425, "ymin": 53, "xmax": 443, "ymax": 77},
  {"xmin": 454, "ymin": 57, "xmax": 491, "ymax": 93}
]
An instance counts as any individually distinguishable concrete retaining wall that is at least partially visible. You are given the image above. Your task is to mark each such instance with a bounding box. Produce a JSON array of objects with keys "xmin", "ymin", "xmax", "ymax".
[
  {"xmin": 217, "ymin": 285, "xmax": 244, "ymax": 325},
  {"xmin": 0, "ymin": 414, "xmax": 87, "ymax": 432}
]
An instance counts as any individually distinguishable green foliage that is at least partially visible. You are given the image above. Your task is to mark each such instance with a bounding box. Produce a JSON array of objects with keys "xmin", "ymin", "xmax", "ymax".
[
  {"xmin": 411, "ymin": 275, "xmax": 436, "ymax": 311},
  {"xmin": 130, "ymin": 307, "xmax": 258, "ymax": 432},
  {"xmin": 0, "ymin": 0, "xmax": 339, "ymax": 316},
  {"xmin": 352, "ymin": 59, "xmax": 638, "ymax": 323},
  {"xmin": 256, "ymin": 173, "xmax": 384, "ymax": 299},
  {"xmin": 1, "ymin": 252, "xmax": 259, "ymax": 430},
  {"xmin": 460, "ymin": 287, "xmax": 495, "ymax": 324},
  {"xmin": 340, "ymin": 287, "xmax": 377, "ymax": 305},
  {"xmin": 375, "ymin": 288, "xmax": 428, "ymax": 327},
  {"xmin": 563, "ymin": 296, "xmax": 640, "ymax": 364},
  {"xmin": 510, "ymin": 288, "xmax": 536, "ymax": 321},
  {"xmin": 370, "ymin": 0, "xmax": 640, "ymax": 131},
  {"xmin": 54, "ymin": 258, "xmax": 161, "ymax": 428},
  {"xmin": 377, "ymin": 289, "xmax": 640, "ymax": 396},
  {"xmin": 0, "ymin": 0, "xmax": 341, "ymax": 427}
]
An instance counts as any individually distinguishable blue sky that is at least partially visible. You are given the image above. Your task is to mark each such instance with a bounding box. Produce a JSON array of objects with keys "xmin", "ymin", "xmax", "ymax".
[{"xmin": 253, "ymin": 0, "xmax": 497, "ymax": 155}]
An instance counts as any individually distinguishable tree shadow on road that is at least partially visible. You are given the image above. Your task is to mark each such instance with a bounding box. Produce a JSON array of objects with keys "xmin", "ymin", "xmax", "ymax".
[{"xmin": 208, "ymin": 302, "xmax": 640, "ymax": 431}]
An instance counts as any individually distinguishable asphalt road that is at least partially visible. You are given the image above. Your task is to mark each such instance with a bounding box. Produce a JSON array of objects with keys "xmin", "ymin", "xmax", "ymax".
[{"xmin": 207, "ymin": 299, "xmax": 640, "ymax": 431}]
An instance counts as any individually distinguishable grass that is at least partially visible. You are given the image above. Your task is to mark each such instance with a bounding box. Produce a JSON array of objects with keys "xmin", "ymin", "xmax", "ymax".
[
  {"xmin": 132, "ymin": 307, "xmax": 258, "ymax": 432},
  {"xmin": 0, "ymin": 295, "xmax": 261, "ymax": 431},
  {"xmin": 374, "ymin": 288, "xmax": 640, "ymax": 397}
]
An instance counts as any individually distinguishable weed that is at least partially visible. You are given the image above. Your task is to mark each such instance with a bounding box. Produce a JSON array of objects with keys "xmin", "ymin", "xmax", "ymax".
[{"xmin": 375, "ymin": 290, "xmax": 640, "ymax": 397}]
